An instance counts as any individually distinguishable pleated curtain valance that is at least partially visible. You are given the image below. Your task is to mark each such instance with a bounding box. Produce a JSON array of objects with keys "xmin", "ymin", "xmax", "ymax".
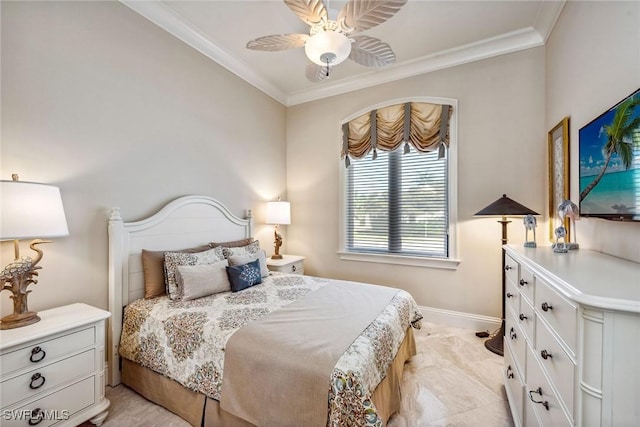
[{"xmin": 341, "ymin": 102, "xmax": 452, "ymax": 167}]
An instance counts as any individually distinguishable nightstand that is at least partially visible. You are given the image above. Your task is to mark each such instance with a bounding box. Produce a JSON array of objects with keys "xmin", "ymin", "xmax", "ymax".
[
  {"xmin": 266, "ymin": 254, "xmax": 305, "ymax": 275},
  {"xmin": 0, "ymin": 303, "xmax": 111, "ymax": 426}
]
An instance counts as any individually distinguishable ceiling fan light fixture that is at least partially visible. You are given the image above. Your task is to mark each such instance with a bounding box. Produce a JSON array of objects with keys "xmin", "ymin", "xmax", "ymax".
[{"xmin": 304, "ymin": 30, "xmax": 351, "ymax": 66}]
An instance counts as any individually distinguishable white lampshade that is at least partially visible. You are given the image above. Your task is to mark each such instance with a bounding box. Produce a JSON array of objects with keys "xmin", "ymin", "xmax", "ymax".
[
  {"xmin": 0, "ymin": 180, "xmax": 69, "ymax": 240},
  {"xmin": 305, "ymin": 30, "xmax": 352, "ymax": 66},
  {"xmin": 266, "ymin": 201, "xmax": 291, "ymax": 225}
]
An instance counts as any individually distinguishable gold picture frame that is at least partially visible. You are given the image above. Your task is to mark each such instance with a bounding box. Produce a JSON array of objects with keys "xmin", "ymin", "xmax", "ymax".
[{"xmin": 548, "ymin": 117, "xmax": 570, "ymax": 241}]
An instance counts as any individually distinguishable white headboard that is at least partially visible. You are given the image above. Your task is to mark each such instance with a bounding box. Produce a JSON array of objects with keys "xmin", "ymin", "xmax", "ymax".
[{"xmin": 107, "ymin": 195, "xmax": 252, "ymax": 385}]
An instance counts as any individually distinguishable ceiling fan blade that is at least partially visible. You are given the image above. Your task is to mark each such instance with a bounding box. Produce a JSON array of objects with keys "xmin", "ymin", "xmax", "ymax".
[
  {"xmin": 246, "ymin": 34, "xmax": 309, "ymax": 51},
  {"xmin": 338, "ymin": 0, "xmax": 407, "ymax": 33},
  {"xmin": 284, "ymin": 0, "xmax": 328, "ymax": 27},
  {"xmin": 305, "ymin": 63, "xmax": 331, "ymax": 82},
  {"xmin": 349, "ymin": 35, "xmax": 396, "ymax": 67}
]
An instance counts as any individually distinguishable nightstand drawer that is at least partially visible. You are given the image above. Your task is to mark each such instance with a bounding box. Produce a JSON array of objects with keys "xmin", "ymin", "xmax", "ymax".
[
  {"xmin": 0, "ymin": 327, "xmax": 95, "ymax": 379},
  {"xmin": 1, "ymin": 349, "xmax": 95, "ymax": 408},
  {"xmin": 2, "ymin": 376, "xmax": 95, "ymax": 427},
  {"xmin": 282, "ymin": 260, "xmax": 304, "ymax": 274}
]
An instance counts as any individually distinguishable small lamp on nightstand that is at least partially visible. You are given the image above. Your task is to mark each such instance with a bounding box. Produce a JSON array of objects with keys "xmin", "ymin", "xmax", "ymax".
[
  {"xmin": 0, "ymin": 174, "xmax": 69, "ymax": 329},
  {"xmin": 265, "ymin": 199, "xmax": 290, "ymax": 260}
]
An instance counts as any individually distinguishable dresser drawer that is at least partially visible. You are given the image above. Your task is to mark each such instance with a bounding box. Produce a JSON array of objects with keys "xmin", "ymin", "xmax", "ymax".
[
  {"xmin": 1, "ymin": 349, "xmax": 95, "ymax": 408},
  {"xmin": 506, "ymin": 277, "xmax": 521, "ymax": 319},
  {"xmin": 525, "ymin": 345, "xmax": 572, "ymax": 427},
  {"xmin": 505, "ymin": 254, "xmax": 519, "ymax": 288},
  {"xmin": 2, "ymin": 376, "xmax": 95, "ymax": 427},
  {"xmin": 535, "ymin": 320, "xmax": 575, "ymax": 415},
  {"xmin": 505, "ymin": 344, "xmax": 524, "ymax": 427},
  {"xmin": 519, "ymin": 265, "xmax": 535, "ymax": 304},
  {"xmin": 518, "ymin": 297, "xmax": 536, "ymax": 345},
  {"xmin": 506, "ymin": 309, "xmax": 526, "ymax": 379},
  {"xmin": 0, "ymin": 327, "xmax": 95, "ymax": 378},
  {"xmin": 535, "ymin": 277, "xmax": 577, "ymax": 354}
]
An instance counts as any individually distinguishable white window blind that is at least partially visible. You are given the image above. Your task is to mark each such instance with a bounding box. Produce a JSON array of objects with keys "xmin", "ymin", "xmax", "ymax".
[{"xmin": 345, "ymin": 148, "xmax": 448, "ymax": 258}]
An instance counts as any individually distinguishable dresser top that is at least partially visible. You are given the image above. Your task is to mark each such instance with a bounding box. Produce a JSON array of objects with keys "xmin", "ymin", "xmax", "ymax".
[
  {"xmin": 505, "ymin": 246, "xmax": 640, "ymax": 312},
  {"xmin": 0, "ymin": 303, "xmax": 111, "ymax": 350}
]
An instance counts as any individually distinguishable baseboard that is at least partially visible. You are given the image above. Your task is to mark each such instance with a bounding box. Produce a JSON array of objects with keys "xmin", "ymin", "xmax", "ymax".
[{"xmin": 419, "ymin": 305, "xmax": 500, "ymax": 332}]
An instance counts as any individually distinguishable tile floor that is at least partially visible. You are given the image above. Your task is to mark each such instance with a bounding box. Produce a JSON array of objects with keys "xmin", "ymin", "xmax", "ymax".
[{"xmin": 85, "ymin": 323, "xmax": 514, "ymax": 426}]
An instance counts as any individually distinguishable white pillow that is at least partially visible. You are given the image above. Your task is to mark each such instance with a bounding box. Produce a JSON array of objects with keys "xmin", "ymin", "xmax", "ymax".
[
  {"xmin": 176, "ymin": 259, "xmax": 230, "ymax": 301},
  {"xmin": 228, "ymin": 250, "xmax": 269, "ymax": 278}
]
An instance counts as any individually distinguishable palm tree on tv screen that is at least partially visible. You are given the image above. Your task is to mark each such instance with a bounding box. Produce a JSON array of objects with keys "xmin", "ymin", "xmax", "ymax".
[{"xmin": 580, "ymin": 96, "xmax": 640, "ymax": 202}]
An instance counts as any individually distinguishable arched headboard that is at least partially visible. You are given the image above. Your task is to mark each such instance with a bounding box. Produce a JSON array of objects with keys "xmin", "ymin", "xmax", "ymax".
[{"xmin": 107, "ymin": 195, "xmax": 252, "ymax": 385}]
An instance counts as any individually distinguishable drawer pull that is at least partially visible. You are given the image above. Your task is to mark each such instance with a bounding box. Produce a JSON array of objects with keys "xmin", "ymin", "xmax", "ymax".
[
  {"xmin": 540, "ymin": 349, "xmax": 553, "ymax": 360},
  {"xmin": 506, "ymin": 365, "xmax": 514, "ymax": 379},
  {"xmin": 30, "ymin": 346, "xmax": 46, "ymax": 363},
  {"xmin": 291, "ymin": 265, "xmax": 296, "ymax": 272},
  {"xmin": 541, "ymin": 302, "xmax": 553, "ymax": 312},
  {"xmin": 519, "ymin": 313, "xmax": 528, "ymax": 321},
  {"xmin": 528, "ymin": 387, "xmax": 550, "ymax": 411},
  {"xmin": 509, "ymin": 327, "xmax": 517, "ymax": 340},
  {"xmin": 519, "ymin": 279, "xmax": 528, "ymax": 286},
  {"xmin": 506, "ymin": 292, "xmax": 514, "ymax": 298},
  {"xmin": 505, "ymin": 265, "xmax": 512, "ymax": 271},
  {"xmin": 28, "ymin": 408, "xmax": 44, "ymax": 426},
  {"xmin": 29, "ymin": 373, "xmax": 46, "ymax": 390}
]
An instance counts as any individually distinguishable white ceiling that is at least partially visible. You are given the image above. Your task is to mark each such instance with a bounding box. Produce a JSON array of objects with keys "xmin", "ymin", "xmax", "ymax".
[{"xmin": 121, "ymin": 0, "xmax": 565, "ymax": 106}]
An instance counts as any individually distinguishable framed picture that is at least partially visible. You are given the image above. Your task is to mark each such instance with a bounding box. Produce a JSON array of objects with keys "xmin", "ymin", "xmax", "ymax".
[
  {"xmin": 548, "ymin": 117, "xmax": 570, "ymax": 241},
  {"xmin": 579, "ymin": 88, "xmax": 640, "ymax": 221}
]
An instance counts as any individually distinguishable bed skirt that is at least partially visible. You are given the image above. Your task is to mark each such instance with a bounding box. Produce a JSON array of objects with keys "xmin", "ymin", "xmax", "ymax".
[{"xmin": 121, "ymin": 327, "xmax": 416, "ymax": 426}]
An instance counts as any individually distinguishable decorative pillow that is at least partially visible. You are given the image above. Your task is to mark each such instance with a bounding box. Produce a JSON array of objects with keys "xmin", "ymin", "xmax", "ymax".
[
  {"xmin": 209, "ymin": 238, "xmax": 254, "ymax": 250},
  {"xmin": 222, "ymin": 240, "xmax": 261, "ymax": 259},
  {"xmin": 141, "ymin": 244, "xmax": 211, "ymax": 299},
  {"xmin": 226, "ymin": 259, "xmax": 263, "ymax": 292},
  {"xmin": 228, "ymin": 250, "xmax": 269, "ymax": 278},
  {"xmin": 164, "ymin": 246, "xmax": 225, "ymax": 300},
  {"xmin": 176, "ymin": 260, "xmax": 230, "ymax": 301}
]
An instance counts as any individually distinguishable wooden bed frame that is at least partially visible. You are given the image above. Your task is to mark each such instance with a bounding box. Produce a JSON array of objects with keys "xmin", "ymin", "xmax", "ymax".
[{"xmin": 107, "ymin": 195, "xmax": 415, "ymax": 426}]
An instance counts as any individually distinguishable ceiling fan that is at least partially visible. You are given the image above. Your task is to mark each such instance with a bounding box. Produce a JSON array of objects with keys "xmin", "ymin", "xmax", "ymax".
[{"xmin": 246, "ymin": 0, "xmax": 407, "ymax": 82}]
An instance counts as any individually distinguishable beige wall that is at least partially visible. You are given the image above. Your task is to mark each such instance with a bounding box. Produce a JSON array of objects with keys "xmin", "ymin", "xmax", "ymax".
[
  {"xmin": 546, "ymin": 1, "xmax": 640, "ymax": 263},
  {"xmin": 0, "ymin": 1, "xmax": 287, "ymax": 316},
  {"xmin": 287, "ymin": 48, "xmax": 546, "ymax": 318}
]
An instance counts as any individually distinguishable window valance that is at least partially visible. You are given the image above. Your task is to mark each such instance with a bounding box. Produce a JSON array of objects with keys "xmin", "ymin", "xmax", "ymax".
[{"xmin": 341, "ymin": 102, "xmax": 452, "ymax": 167}]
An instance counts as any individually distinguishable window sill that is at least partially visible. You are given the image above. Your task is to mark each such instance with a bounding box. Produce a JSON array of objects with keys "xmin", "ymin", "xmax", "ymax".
[{"xmin": 337, "ymin": 251, "xmax": 461, "ymax": 270}]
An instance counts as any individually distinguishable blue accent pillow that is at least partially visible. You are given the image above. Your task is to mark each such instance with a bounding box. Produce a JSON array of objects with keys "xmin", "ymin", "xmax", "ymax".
[{"xmin": 226, "ymin": 258, "xmax": 263, "ymax": 292}]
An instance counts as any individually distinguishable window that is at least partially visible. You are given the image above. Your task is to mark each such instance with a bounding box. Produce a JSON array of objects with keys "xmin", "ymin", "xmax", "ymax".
[
  {"xmin": 339, "ymin": 98, "xmax": 458, "ymax": 269},
  {"xmin": 346, "ymin": 149, "xmax": 448, "ymax": 257}
]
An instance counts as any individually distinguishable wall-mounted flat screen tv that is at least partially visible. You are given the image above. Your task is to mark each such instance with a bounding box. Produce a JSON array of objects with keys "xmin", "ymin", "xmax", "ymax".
[{"xmin": 579, "ymin": 88, "xmax": 640, "ymax": 221}]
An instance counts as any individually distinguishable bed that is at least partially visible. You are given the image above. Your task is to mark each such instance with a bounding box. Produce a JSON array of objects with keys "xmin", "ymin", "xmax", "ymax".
[{"xmin": 107, "ymin": 195, "xmax": 422, "ymax": 427}]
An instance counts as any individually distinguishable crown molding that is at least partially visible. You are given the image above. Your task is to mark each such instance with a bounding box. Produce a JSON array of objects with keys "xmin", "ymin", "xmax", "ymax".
[
  {"xmin": 119, "ymin": 0, "xmax": 288, "ymax": 105},
  {"xmin": 287, "ymin": 26, "xmax": 545, "ymax": 105},
  {"xmin": 120, "ymin": 1, "xmax": 565, "ymax": 107}
]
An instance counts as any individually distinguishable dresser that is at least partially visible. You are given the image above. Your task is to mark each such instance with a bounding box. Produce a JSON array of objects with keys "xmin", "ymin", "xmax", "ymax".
[
  {"xmin": 0, "ymin": 303, "xmax": 111, "ymax": 427},
  {"xmin": 502, "ymin": 245, "xmax": 640, "ymax": 427},
  {"xmin": 266, "ymin": 254, "xmax": 305, "ymax": 275}
]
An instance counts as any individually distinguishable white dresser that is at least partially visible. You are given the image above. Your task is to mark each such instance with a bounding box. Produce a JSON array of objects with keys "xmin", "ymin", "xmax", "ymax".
[
  {"xmin": 502, "ymin": 245, "xmax": 640, "ymax": 427},
  {"xmin": 0, "ymin": 303, "xmax": 111, "ymax": 427}
]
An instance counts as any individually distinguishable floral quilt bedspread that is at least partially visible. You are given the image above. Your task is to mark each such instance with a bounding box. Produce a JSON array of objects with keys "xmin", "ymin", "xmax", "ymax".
[{"xmin": 119, "ymin": 273, "xmax": 423, "ymax": 426}]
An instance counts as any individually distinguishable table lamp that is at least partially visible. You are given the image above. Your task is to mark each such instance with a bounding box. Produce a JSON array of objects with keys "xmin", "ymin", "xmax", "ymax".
[
  {"xmin": 265, "ymin": 200, "xmax": 290, "ymax": 260},
  {"xmin": 0, "ymin": 174, "xmax": 69, "ymax": 329},
  {"xmin": 475, "ymin": 194, "xmax": 538, "ymax": 356}
]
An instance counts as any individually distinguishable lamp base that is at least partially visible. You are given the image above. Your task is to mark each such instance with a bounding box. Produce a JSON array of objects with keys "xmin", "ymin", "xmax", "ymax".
[
  {"xmin": 0, "ymin": 311, "xmax": 41, "ymax": 330},
  {"xmin": 484, "ymin": 321, "xmax": 504, "ymax": 357},
  {"xmin": 271, "ymin": 254, "xmax": 283, "ymax": 260}
]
